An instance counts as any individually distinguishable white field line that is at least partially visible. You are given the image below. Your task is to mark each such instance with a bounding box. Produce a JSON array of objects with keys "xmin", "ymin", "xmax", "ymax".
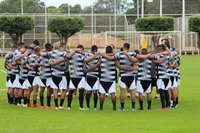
[{"xmin": 0, "ymin": 69, "xmax": 6, "ymax": 73}]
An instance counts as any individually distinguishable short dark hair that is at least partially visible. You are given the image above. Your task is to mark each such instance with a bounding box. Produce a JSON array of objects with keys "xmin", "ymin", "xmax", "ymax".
[
  {"xmin": 77, "ymin": 44, "xmax": 84, "ymax": 50},
  {"xmin": 34, "ymin": 47, "xmax": 40, "ymax": 53},
  {"xmin": 12, "ymin": 45, "xmax": 17, "ymax": 49},
  {"xmin": 106, "ymin": 46, "xmax": 112, "ymax": 53},
  {"xmin": 91, "ymin": 45, "xmax": 98, "ymax": 52},
  {"xmin": 161, "ymin": 38, "xmax": 168, "ymax": 42},
  {"xmin": 141, "ymin": 48, "xmax": 148, "ymax": 54},
  {"xmin": 110, "ymin": 44, "xmax": 115, "ymax": 49},
  {"xmin": 45, "ymin": 43, "xmax": 52, "ymax": 50},
  {"xmin": 156, "ymin": 44, "xmax": 166, "ymax": 51},
  {"xmin": 60, "ymin": 43, "xmax": 66, "ymax": 48},
  {"xmin": 18, "ymin": 42, "xmax": 25, "ymax": 47},
  {"xmin": 33, "ymin": 39, "xmax": 40, "ymax": 46},
  {"xmin": 134, "ymin": 49, "xmax": 140, "ymax": 54},
  {"xmin": 24, "ymin": 44, "xmax": 29, "ymax": 49},
  {"xmin": 27, "ymin": 46, "xmax": 34, "ymax": 51},
  {"xmin": 120, "ymin": 47, "xmax": 123, "ymax": 51},
  {"xmin": 123, "ymin": 43, "xmax": 130, "ymax": 50}
]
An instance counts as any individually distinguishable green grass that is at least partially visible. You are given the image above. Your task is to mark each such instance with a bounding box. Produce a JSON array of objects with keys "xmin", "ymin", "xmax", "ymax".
[{"xmin": 0, "ymin": 56, "xmax": 199, "ymax": 133}]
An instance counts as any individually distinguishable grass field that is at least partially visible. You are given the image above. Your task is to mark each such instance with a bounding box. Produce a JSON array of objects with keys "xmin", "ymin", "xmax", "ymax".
[{"xmin": 0, "ymin": 56, "xmax": 199, "ymax": 133}]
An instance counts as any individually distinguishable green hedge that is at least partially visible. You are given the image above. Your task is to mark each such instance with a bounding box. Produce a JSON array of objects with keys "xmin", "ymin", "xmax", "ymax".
[
  {"xmin": 135, "ymin": 16, "xmax": 174, "ymax": 31},
  {"xmin": 188, "ymin": 16, "xmax": 200, "ymax": 32}
]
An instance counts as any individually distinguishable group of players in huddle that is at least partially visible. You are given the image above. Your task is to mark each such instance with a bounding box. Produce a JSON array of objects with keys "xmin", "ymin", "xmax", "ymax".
[{"xmin": 4, "ymin": 38, "xmax": 180, "ymax": 111}]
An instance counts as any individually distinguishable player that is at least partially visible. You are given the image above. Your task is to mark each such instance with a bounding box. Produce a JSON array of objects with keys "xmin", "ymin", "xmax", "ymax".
[
  {"xmin": 84, "ymin": 45, "xmax": 101, "ymax": 111},
  {"xmin": 44, "ymin": 43, "xmax": 79, "ymax": 109},
  {"xmin": 5, "ymin": 46, "xmax": 17, "ymax": 104},
  {"xmin": 38, "ymin": 43, "xmax": 53, "ymax": 108},
  {"xmin": 99, "ymin": 46, "xmax": 117, "ymax": 110},
  {"xmin": 152, "ymin": 45, "xmax": 170, "ymax": 110},
  {"xmin": 5, "ymin": 43, "xmax": 24, "ymax": 105},
  {"xmin": 15, "ymin": 45, "xmax": 30, "ymax": 106},
  {"xmin": 26, "ymin": 46, "xmax": 41, "ymax": 108}
]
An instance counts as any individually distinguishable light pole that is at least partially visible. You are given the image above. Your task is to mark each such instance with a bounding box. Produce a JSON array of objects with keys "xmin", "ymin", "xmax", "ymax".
[
  {"xmin": 21, "ymin": 0, "xmax": 23, "ymax": 15},
  {"xmin": 160, "ymin": 0, "xmax": 162, "ymax": 16},
  {"xmin": 141, "ymin": 0, "xmax": 144, "ymax": 17},
  {"xmin": 45, "ymin": 0, "xmax": 47, "ymax": 43},
  {"xmin": 137, "ymin": 0, "xmax": 139, "ymax": 18},
  {"xmin": 68, "ymin": 0, "xmax": 70, "ymax": 16},
  {"xmin": 91, "ymin": 0, "xmax": 94, "ymax": 45},
  {"xmin": 114, "ymin": 0, "xmax": 116, "ymax": 47}
]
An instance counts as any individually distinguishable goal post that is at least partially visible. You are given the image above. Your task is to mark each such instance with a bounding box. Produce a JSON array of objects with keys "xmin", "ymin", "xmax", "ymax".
[{"xmin": 105, "ymin": 31, "xmax": 182, "ymax": 55}]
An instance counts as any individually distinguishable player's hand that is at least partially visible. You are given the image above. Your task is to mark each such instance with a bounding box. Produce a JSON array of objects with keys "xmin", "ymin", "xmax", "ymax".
[
  {"xmin": 48, "ymin": 60, "xmax": 54, "ymax": 66},
  {"xmin": 84, "ymin": 69, "xmax": 89, "ymax": 73}
]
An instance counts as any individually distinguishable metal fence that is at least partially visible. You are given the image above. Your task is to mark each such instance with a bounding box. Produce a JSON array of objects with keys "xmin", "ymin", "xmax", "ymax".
[{"xmin": 0, "ymin": 13, "xmax": 199, "ymax": 55}]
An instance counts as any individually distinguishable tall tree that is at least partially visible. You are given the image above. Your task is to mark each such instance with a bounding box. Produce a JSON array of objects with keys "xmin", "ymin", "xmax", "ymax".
[
  {"xmin": 93, "ymin": 0, "xmax": 131, "ymax": 14},
  {"xmin": 48, "ymin": 17, "xmax": 85, "ymax": 44},
  {"xmin": 0, "ymin": 0, "xmax": 45, "ymax": 13},
  {"xmin": 0, "ymin": 16, "xmax": 35, "ymax": 45},
  {"xmin": 126, "ymin": 0, "xmax": 200, "ymax": 24}
]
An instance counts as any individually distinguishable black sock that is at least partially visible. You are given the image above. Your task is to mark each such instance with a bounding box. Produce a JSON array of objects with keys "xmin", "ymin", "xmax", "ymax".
[
  {"xmin": 86, "ymin": 93, "xmax": 91, "ymax": 108},
  {"xmin": 60, "ymin": 98, "xmax": 64, "ymax": 106},
  {"xmin": 93, "ymin": 93, "xmax": 98, "ymax": 108},
  {"xmin": 40, "ymin": 96, "xmax": 44, "ymax": 106},
  {"xmin": 112, "ymin": 101, "xmax": 116, "ymax": 110},
  {"xmin": 147, "ymin": 100, "xmax": 151, "ymax": 109},
  {"xmin": 24, "ymin": 97, "xmax": 27, "ymax": 105},
  {"xmin": 18, "ymin": 97, "xmax": 22, "ymax": 104},
  {"xmin": 79, "ymin": 90, "xmax": 84, "ymax": 108},
  {"xmin": 33, "ymin": 100, "xmax": 36, "ymax": 105},
  {"xmin": 14, "ymin": 97, "xmax": 18, "ymax": 105},
  {"xmin": 159, "ymin": 89, "xmax": 165, "ymax": 108},
  {"xmin": 47, "ymin": 96, "xmax": 51, "ymax": 106},
  {"xmin": 10, "ymin": 97, "xmax": 13, "ymax": 104},
  {"xmin": 100, "ymin": 102, "xmax": 104, "ymax": 110},
  {"xmin": 164, "ymin": 90, "xmax": 169, "ymax": 107},
  {"xmin": 139, "ymin": 100, "xmax": 143, "ymax": 109},
  {"xmin": 176, "ymin": 97, "xmax": 179, "ymax": 104},
  {"xmin": 67, "ymin": 90, "xmax": 74, "ymax": 107},
  {"xmin": 54, "ymin": 99, "xmax": 58, "ymax": 107},
  {"xmin": 132, "ymin": 102, "xmax": 135, "ymax": 108},
  {"xmin": 121, "ymin": 102, "xmax": 124, "ymax": 108},
  {"xmin": 27, "ymin": 99, "xmax": 30, "ymax": 104},
  {"xmin": 173, "ymin": 101, "xmax": 176, "ymax": 106},
  {"xmin": 7, "ymin": 93, "xmax": 10, "ymax": 103}
]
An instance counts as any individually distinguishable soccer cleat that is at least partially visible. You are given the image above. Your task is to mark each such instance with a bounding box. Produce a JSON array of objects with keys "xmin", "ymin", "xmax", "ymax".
[
  {"xmin": 94, "ymin": 108, "xmax": 97, "ymax": 111},
  {"xmin": 132, "ymin": 107, "xmax": 136, "ymax": 111},
  {"xmin": 154, "ymin": 96, "xmax": 160, "ymax": 99},
  {"xmin": 170, "ymin": 104, "xmax": 177, "ymax": 108},
  {"xmin": 55, "ymin": 107, "xmax": 59, "ymax": 110},
  {"xmin": 59, "ymin": 106, "xmax": 65, "ymax": 109},
  {"xmin": 46, "ymin": 106, "xmax": 53, "ymax": 109},
  {"xmin": 113, "ymin": 108, "xmax": 116, "ymax": 111},
  {"xmin": 66, "ymin": 107, "xmax": 71, "ymax": 110},
  {"xmin": 40, "ymin": 106, "xmax": 45, "ymax": 109},
  {"xmin": 147, "ymin": 107, "xmax": 151, "ymax": 110},
  {"xmin": 79, "ymin": 107, "xmax": 85, "ymax": 111},
  {"xmin": 23, "ymin": 104, "xmax": 27, "ymax": 107},
  {"xmin": 138, "ymin": 108, "xmax": 144, "ymax": 110},
  {"xmin": 86, "ymin": 107, "xmax": 90, "ymax": 110},
  {"xmin": 160, "ymin": 107, "xmax": 166, "ymax": 110},
  {"xmin": 119, "ymin": 107, "xmax": 125, "ymax": 111},
  {"xmin": 27, "ymin": 103, "xmax": 32, "ymax": 107},
  {"xmin": 17, "ymin": 103, "xmax": 22, "ymax": 106},
  {"xmin": 33, "ymin": 104, "xmax": 38, "ymax": 108}
]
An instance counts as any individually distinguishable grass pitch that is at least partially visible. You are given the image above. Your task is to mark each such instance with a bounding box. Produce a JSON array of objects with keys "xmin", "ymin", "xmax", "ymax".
[{"xmin": 0, "ymin": 56, "xmax": 199, "ymax": 133}]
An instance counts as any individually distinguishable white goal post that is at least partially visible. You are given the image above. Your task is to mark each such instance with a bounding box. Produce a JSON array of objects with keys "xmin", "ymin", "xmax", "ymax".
[{"xmin": 104, "ymin": 31, "xmax": 182, "ymax": 55}]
